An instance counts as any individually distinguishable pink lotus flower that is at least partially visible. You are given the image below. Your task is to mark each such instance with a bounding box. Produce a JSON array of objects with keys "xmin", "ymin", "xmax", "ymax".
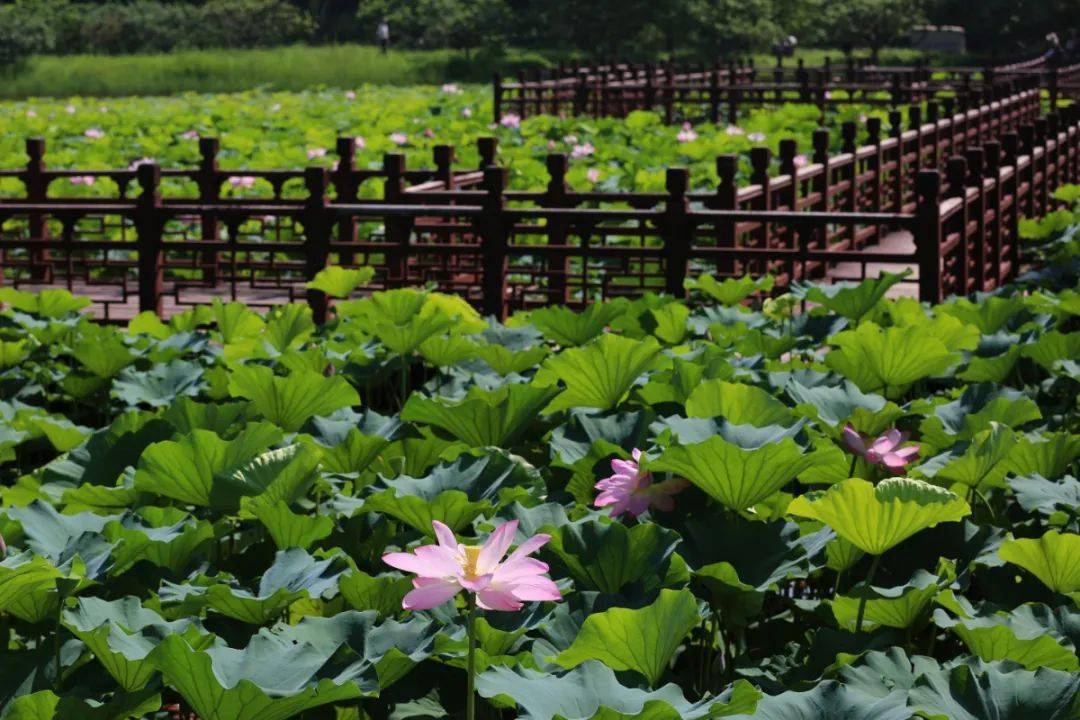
[
  {"xmin": 345, "ymin": 90, "xmax": 357, "ymax": 100},
  {"xmin": 180, "ymin": 129, "xmax": 199, "ymax": 140},
  {"xmin": 383, "ymin": 520, "xmax": 561, "ymax": 611},
  {"xmin": 229, "ymin": 176, "xmax": 256, "ymax": 189},
  {"xmin": 65, "ymin": 105, "xmax": 76, "ymax": 115},
  {"xmin": 571, "ymin": 142, "xmax": 595, "ymax": 158},
  {"xmin": 390, "ymin": 132, "xmax": 408, "ymax": 146},
  {"xmin": 594, "ymin": 449, "xmax": 689, "ymax": 518},
  {"xmin": 129, "ymin": 157, "xmax": 154, "ymax": 170},
  {"xmin": 423, "ymin": 128, "xmax": 435, "ymax": 138},
  {"xmin": 355, "ymin": 136, "xmax": 365, "ymax": 149},
  {"xmin": 794, "ymin": 154, "xmax": 808, "ymax": 168},
  {"xmin": 462, "ymin": 107, "xmax": 473, "ymax": 118},
  {"xmin": 547, "ymin": 139, "xmax": 557, "ymax": 150},
  {"xmin": 842, "ymin": 425, "xmax": 920, "ymax": 470},
  {"xmin": 26, "ymin": 109, "xmax": 36, "ymax": 118},
  {"xmin": 500, "ymin": 113, "xmax": 521, "ymax": 129},
  {"xmin": 747, "ymin": 132, "xmax": 766, "ymax": 143},
  {"xmin": 84, "ymin": 128, "xmax": 105, "ymax": 139},
  {"xmin": 725, "ymin": 125, "xmax": 745, "ymax": 136},
  {"xmin": 70, "ymin": 175, "xmax": 95, "ymax": 186},
  {"xmin": 307, "ymin": 147, "xmax": 327, "ymax": 159},
  {"xmin": 441, "ymin": 83, "xmax": 461, "ymax": 94},
  {"xmin": 563, "ymin": 134, "xmax": 578, "ymax": 145},
  {"xmin": 587, "ymin": 168, "xmax": 601, "ymax": 183}
]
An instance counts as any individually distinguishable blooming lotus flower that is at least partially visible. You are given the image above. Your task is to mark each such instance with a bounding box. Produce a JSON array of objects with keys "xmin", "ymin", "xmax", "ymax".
[
  {"xmin": 345, "ymin": 90, "xmax": 357, "ymax": 100},
  {"xmin": 390, "ymin": 132, "xmax": 408, "ymax": 146},
  {"xmin": 129, "ymin": 157, "xmax": 154, "ymax": 170},
  {"xmin": 462, "ymin": 107, "xmax": 473, "ymax": 118},
  {"xmin": 500, "ymin": 113, "xmax": 521, "ymax": 129},
  {"xmin": 84, "ymin": 128, "xmax": 105, "ymax": 139},
  {"xmin": 65, "ymin": 105, "xmax": 76, "ymax": 115},
  {"xmin": 307, "ymin": 147, "xmax": 327, "ymax": 159},
  {"xmin": 595, "ymin": 449, "xmax": 689, "ymax": 518},
  {"xmin": 587, "ymin": 168, "xmax": 601, "ymax": 183},
  {"xmin": 843, "ymin": 425, "xmax": 920, "ymax": 470},
  {"xmin": 355, "ymin": 136, "xmax": 365, "ymax": 149},
  {"xmin": 423, "ymin": 128, "xmax": 435, "ymax": 138},
  {"xmin": 70, "ymin": 175, "xmax": 95, "ymax": 186},
  {"xmin": 229, "ymin": 176, "xmax": 256, "ymax": 189},
  {"xmin": 725, "ymin": 125, "xmax": 745, "ymax": 136},
  {"xmin": 26, "ymin": 109, "xmax": 36, "ymax": 118},
  {"xmin": 571, "ymin": 142, "xmax": 595, "ymax": 158},
  {"xmin": 747, "ymin": 131, "xmax": 766, "ymax": 143},
  {"xmin": 794, "ymin": 154, "xmax": 808, "ymax": 168},
  {"xmin": 441, "ymin": 83, "xmax": 461, "ymax": 94},
  {"xmin": 677, "ymin": 127, "xmax": 698, "ymax": 143},
  {"xmin": 563, "ymin": 134, "xmax": 578, "ymax": 144},
  {"xmin": 383, "ymin": 520, "xmax": 561, "ymax": 611},
  {"xmin": 180, "ymin": 129, "xmax": 199, "ymax": 140}
]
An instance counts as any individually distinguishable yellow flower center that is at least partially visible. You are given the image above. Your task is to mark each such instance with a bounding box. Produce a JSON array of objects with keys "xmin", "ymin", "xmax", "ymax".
[{"xmin": 462, "ymin": 545, "xmax": 483, "ymax": 578}]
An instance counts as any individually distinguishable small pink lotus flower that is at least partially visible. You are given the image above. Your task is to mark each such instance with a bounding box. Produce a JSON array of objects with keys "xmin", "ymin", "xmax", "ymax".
[
  {"xmin": 500, "ymin": 113, "xmax": 521, "ymax": 129},
  {"xmin": 229, "ymin": 176, "xmax": 256, "ymax": 189},
  {"xmin": 307, "ymin": 147, "xmax": 327, "ymax": 159},
  {"xmin": 794, "ymin": 154, "xmax": 808, "ymax": 168},
  {"xmin": 441, "ymin": 83, "xmax": 461, "ymax": 94},
  {"xmin": 180, "ymin": 129, "xmax": 199, "ymax": 140},
  {"xmin": 84, "ymin": 128, "xmax": 105, "ymax": 139},
  {"xmin": 355, "ymin": 136, "xmax": 366, "ymax": 149},
  {"xmin": 547, "ymin": 139, "xmax": 557, "ymax": 150},
  {"xmin": 65, "ymin": 105, "xmax": 76, "ymax": 115},
  {"xmin": 842, "ymin": 425, "xmax": 920, "ymax": 470},
  {"xmin": 725, "ymin": 125, "xmax": 745, "ymax": 136},
  {"xmin": 423, "ymin": 128, "xmax": 435, "ymax": 138},
  {"xmin": 587, "ymin": 168, "xmax": 601, "ymax": 183},
  {"xmin": 595, "ymin": 449, "xmax": 689, "ymax": 518},
  {"xmin": 26, "ymin": 109, "xmax": 36, "ymax": 118},
  {"xmin": 129, "ymin": 157, "xmax": 154, "ymax": 170},
  {"xmin": 462, "ymin": 107, "xmax": 473, "ymax": 118},
  {"xmin": 383, "ymin": 520, "xmax": 561, "ymax": 611},
  {"xmin": 271, "ymin": 103, "xmax": 282, "ymax": 112},
  {"xmin": 747, "ymin": 132, "xmax": 766, "ymax": 143},
  {"xmin": 99, "ymin": 105, "xmax": 108, "ymax": 113},
  {"xmin": 345, "ymin": 90, "xmax": 357, "ymax": 100},
  {"xmin": 390, "ymin": 132, "xmax": 408, "ymax": 146},
  {"xmin": 563, "ymin": 134, "xmax": 578, "ymax": 145},
  {"xmin": 70, "ymin": 175, "xmax": 95, "ymax": 186},
  {"xmin": 677, "ymin": 122, "xmax": 698, "ymax": 143},
  {"xmin": 571, "ymin": 142, "xmax": 595, "ymax": 158}
]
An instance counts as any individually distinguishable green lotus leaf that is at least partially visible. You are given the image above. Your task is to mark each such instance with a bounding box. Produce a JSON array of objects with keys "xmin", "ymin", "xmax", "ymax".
[
  {"xmin": 0, "ymin": 339, "xmax": 31, "ymax": 369},
  {"xmin": 111, "ymin": 360, "xmax": 204, "ymax": 408},
  {"xmin": 228, "ymin": 365, "xmax": 360, "ymax": 431},
  {"xmin": 263, "ymin": 304, "xmax": 316, "ymax": 352},
  {"xmin": 338, "ymin": 570, "xmax": 411, "ymax": 619},
  {"xmin": 416, "ymin": 334, "xmax": 480, "ymax": 367},
  {"xmin": 1001, "ymin": 433, "xmax": 1080, "ymax": 482},
  {"xmin": 784, "ymin": 379, "xmax": 889, "ymax": 430},
  {"xmin": 474, "ymin": 343, "xmax": 550, "ymax": 376},
  {"xmin": 539, "ymin": 333, "xmax": 662, "ymax": 414},
  {"xmin": 478, "ymin": 662, "xmax": 760, "ymax": 720},
  {"xmin": 72, "ymin": 328, "xmax": 135, "ymax": 379},
  {"xmin": 104, "ymin": 508, "xmax": 215, "ymax": 574},
  {"xmin": 541, "ymin": 518, "xmax": 681, "ymax": 596},
  {"xmin": 306, "ymin": 265, "xmax": 375, "ymax": 298},
  {"xmin": 1022, "ymin": 330, "xmax": 1080, "ymax": 372},
  {"xmin": 2, "ymin": 688, "xmax": 161, "ymax": 720},
  {"xmin": 726, "ymin": 680, "xmax": 912, "ymax": 719},
  {"xmin": 938, "ymin": 295, "xmax": 1025, "ymax": 334},
  {"xmin": 999, "ymin": 530, "xmax": 1080, "ymax": 597},
  {"xmin": 685, "ymin": 273, "xmax": 775, "ymax": 306},
  {"xmin": 907, "ymin": 658, "xmax": 1080, "ymax": 720},
  {"xmin": 338, "ymin": 288, "xmax": 429, "ymax": 325},
  {"xmin": 313, "ymin": 427, "xmax": 393, "ymax": 475},
  {"xmin": 132, "ymin": 423, "xmax": 285, "ymax": 509},
  {"xmin": 685, "ymin": 379, "xmax": 795, "ymax": 427},
  {"xmin": 0, "ymin": 287, "xmax": 91, "ymax": 318},
  {"xmin": 933, "ymin": 601, "xmax": 1079, "ymax": 671},
  {"xmin": 1008, "ymin": 474, "xmax": 1080, "ymax": 517},
  {"xmin": 0, "ymin": 552, "xmax": 65, "ymax": 623},
  {"xmin": 920, "ymin": 423, "xmax": 1016, "ymax": 491},
  {"xmin": 825, "ymin": 322, "xmax": 961, "ymax": 397},
  {"xmin": 836, "ymin": 647, "xmax": 942, "ymax": 697},
  {"xmin": 917, "ymin": 385, "xmax": 1041, "ymax": 449},
  {"xmin": 957, "ymin": 345, "xmax": 1023, "ymax": 383},
  {"xmin": 40, "ymin": 412, "xmax": 174, "ymax": 487},
  {"xmin": 832, "ymin": 561, "xmax": 955, "ymax": 632},
  {"xmin": 526, "ymin": 300, "xmax": 629, "ymax": 347},
  {"xmin": 160, "ymin": 397, "xmax": 249, "ymax": 435},
  {"xmin": 794, "ymin": 270, "xmax": 909, "ymax": 322},
  {"xmin": 63, "ymin": 596, "xmax": 206, "ymax": 691},
  {"xmin": 651, "ymin": 435, "xmax": 832, "ymax": 511},
  {"xmin": 555, "ymin": 589, "xmax": 701, "ymax": 686},
  {"xmin": 21, "ymin": 413, "xmax": 91, "ymax": 452},
  {"xmin": 787, "ymin": 478, "xmax": 971, "ymax": 555},
  {"xmin": 245, "ymin": 500, "xmax": 334, "ymax": 550},
  {"xmin": 402, "ymin": 383, "xmax": 558, "ymax": 447},
  {"xmin": 5, "ymin": 500, "xmax": 116, "ymax": 563}
]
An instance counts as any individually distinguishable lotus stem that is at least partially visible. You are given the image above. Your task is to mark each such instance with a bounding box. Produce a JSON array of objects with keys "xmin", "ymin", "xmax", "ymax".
[
  {"xmin": 466, "ymin": 595, "xmax": 477, "ymax": 720},
  {"xmin": 400, "ymin": 353, "xmax": 409, "ymax": 409},
  {"xmin": 854, "ymin": 554, "xmax": 882, "ymax": 634}
]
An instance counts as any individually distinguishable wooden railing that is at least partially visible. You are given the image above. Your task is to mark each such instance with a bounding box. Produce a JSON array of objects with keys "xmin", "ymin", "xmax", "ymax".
[{"xmin": 0, "ymin": 91, "xmax": 1074, "ymax": 322}]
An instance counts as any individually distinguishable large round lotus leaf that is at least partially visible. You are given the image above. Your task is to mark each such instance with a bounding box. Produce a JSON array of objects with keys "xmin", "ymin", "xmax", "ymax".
[{"xmin": 787, "ymin": 478, "xmax": 970, "ymax": 555}]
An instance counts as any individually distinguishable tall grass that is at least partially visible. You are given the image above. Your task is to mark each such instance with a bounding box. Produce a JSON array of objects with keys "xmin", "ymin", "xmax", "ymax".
[{"xmin": 1, "ymin": 43, "xmax": 930, "ymax": 100}]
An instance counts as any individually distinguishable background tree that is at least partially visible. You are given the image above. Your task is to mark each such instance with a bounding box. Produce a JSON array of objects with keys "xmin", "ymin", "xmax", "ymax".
[{"xmin": 824, "ymin": 0, "xmax": 926, "ymax": 62}]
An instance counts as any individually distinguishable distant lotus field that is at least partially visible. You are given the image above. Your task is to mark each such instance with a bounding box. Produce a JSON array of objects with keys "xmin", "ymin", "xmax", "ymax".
[{"xmin": 0, "ymin": 85, "xmax": 880, "ymax": 194}]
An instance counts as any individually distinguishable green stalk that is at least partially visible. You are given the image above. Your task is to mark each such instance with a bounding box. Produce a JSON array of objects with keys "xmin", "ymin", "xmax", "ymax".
[
  {"xmin": 54, "ymin": 602, "xmax": 62, "ymax": 691},
  {"xmin": 854, "ymin": 554, "xmax": 882, "ymax": 634},
  {"xmin": 466, "ymin": 595, "xmax": 477, "ymax": 720},
  {"xmin": 400, "ymin": 352, "xmax": 410, "ymax": 409},
  {"xmin": 848, "ymin": 454, "xmax": 858, "ymax": 479}
]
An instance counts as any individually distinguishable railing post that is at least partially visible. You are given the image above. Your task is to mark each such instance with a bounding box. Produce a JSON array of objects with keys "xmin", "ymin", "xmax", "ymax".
[
  {"xmin": 890, "ymin": 110, "xmax": 905, "ymax": 212},
  {"xmin": 663, "ymin": 168, "xmax": 690, "ymax": 297},
  {"xmin": 478, "ymin": 166, "xmax": 509, "ymax": 318},
  {"xmin": 303, "ymin": 167, "xmax": 332, "ymax": 324},
  {"xmin": 195, "ymin": 137, "xmax": 221, "ymax": 284},
  {"xmin": 915, "ymin": 170, "xmax": 942, "ymax": 304},
  {"xmin": 867, "ymin": 117, "xmax": 884, "ymax": 229},
  {"xmin": 946, "ymin": 156, "xmax": 970, "ymax": 295},
  {"xmin": 383, "ymin": 153, "xmax": 409, "ymax": 286},
  {"xmin": 134, "ymin": 163, "xmax": 164, "ymax": 317},
  {"xmin": 983, "ymin": 141, "xmax": 1004, "ymax": 286},
  {"xmin": 709, "ymin": 68, "xmax": 720, "ymax": 125},
  {"xmin": 493, "ymin": 72, "xmax": 503, "ymax": 124},
  {"xmin": 965, "ymin": 148, "xmax": 986, "ymax": 291},
  {"xmin": 25, "ymin": 138, "xmax": 50, "ymax": 281},
  {"xmin": 714, "ymin": 154, "xmax": 737, "ymax": 276},
  {"xmin": 477, "ymin": 136, "xmax": 498, "ymax": 169},
  {"xmin": 544, "ymin": 153, "xmax": 571, "ymax": 304},
  {"xmin": 750, "ymin": 147, "xmax": 771, "ymax": 274},
  {"xmin": 334, "ymin": 136, "xmax": 360, "ymax": 267},
  {"xmin": 573, "ymin": 69, "xmax": 589, "ymax": 116}
]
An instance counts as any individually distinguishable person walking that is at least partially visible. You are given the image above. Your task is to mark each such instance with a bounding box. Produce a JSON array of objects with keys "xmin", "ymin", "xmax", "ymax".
[{"xmin": 377, "ymin": 19, "xmax": 390, "ymax": 54}]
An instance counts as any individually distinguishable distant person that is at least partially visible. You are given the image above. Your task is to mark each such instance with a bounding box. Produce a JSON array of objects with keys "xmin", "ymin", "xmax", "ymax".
[
  {"xmin": 1044, "ymin": 32, "xmax": 1062, "ymax": 66},
  {"xmin": 772, "ymin": 35, "xmax": 798, "ymax": 59},
  {"xmin": 377, "ymin": 19, "xmax": 390, "ymax": 54}
]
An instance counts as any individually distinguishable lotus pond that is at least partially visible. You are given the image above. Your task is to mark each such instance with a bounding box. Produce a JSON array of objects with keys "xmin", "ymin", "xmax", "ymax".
[
  {"xmin": 0, "ymin": 85, "xmax": 882, "ymax": 194},
  {"xmin": 0, "ymin": 186, "xmax": 1077, "ymax": 718}
]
